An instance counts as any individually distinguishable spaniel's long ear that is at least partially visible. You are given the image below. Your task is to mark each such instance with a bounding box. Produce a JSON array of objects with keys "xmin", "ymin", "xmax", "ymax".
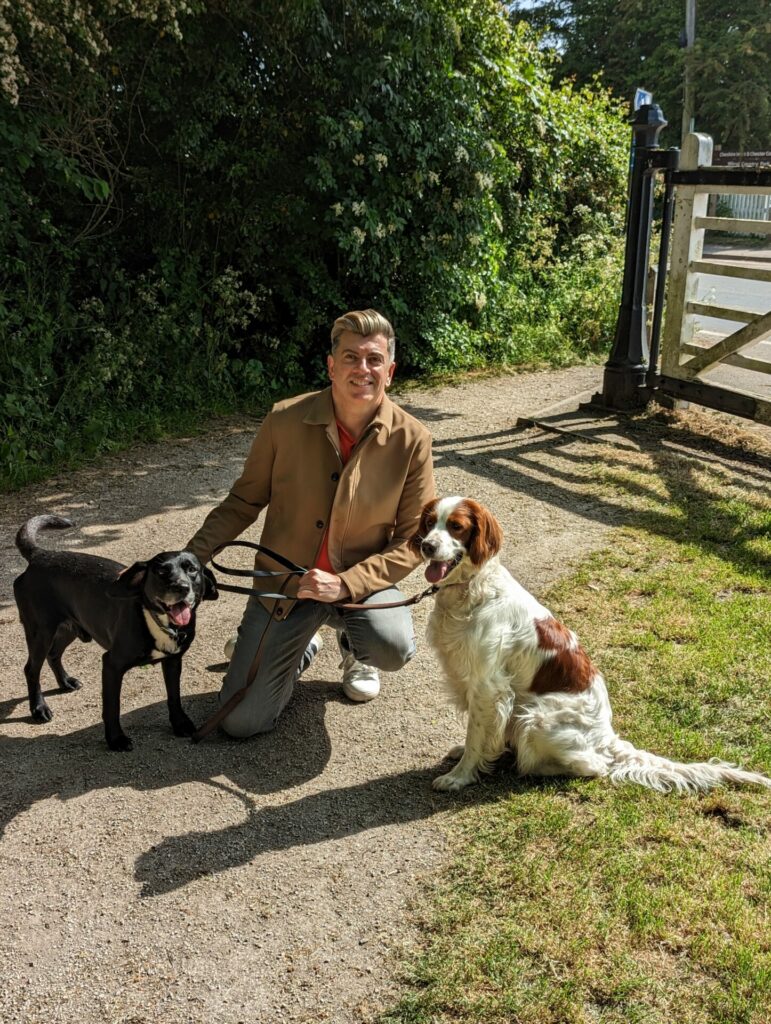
[
  {"xmin": 466, "ymin": 501, "xmax": 503, "ymax": 566},
  {"xmin": 409, "ymin": 498, "xmax": 439, "ymax": 553}
]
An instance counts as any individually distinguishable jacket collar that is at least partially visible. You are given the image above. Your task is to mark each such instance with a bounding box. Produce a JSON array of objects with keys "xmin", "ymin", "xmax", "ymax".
[{"xmin": 303, "ymin": 386, "xmax": 394, "ymax": 444}]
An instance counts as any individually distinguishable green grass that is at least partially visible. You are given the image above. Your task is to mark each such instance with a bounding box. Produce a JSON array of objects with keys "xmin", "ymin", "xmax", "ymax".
[{"xmin": 383, "ymin": 422, "xmax": 771, "ymax": 1024}]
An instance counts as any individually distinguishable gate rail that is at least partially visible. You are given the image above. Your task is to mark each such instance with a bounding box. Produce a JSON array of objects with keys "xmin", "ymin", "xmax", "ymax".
[{"xmin": 594, "ymin": 103, "xmax": 771, "ymax": 426}]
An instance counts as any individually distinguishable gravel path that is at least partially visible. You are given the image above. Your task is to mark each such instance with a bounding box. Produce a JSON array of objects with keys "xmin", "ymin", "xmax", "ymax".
[{"xmin": 1, "ymin": 365, "xmax": 630, "ymax": 1024}]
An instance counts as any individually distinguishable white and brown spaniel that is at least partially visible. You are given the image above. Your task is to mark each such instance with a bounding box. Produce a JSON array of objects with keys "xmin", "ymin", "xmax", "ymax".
[{"xmin": 414, "ymin": 496, "xmax": 771, "ymax": 794}]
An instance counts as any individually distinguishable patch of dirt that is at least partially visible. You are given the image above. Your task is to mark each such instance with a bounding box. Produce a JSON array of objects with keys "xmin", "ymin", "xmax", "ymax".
[{"xmin": 1, "ymin": 365, "xmax": 768, "ymax": 1023}]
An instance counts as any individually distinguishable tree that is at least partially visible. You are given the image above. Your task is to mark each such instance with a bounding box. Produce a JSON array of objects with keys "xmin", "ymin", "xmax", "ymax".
[
  {"xmin": 1, "ymin": 0, "xmax": 627, "ymax": 486},
  {"xmin": 510, "ymin": 0, "xmax": 771, "ymax": 150}
]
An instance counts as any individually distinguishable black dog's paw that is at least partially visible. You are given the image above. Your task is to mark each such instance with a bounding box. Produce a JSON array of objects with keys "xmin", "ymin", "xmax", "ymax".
[
  {"xmin": 31, "ymin": 701, "xmax": 53, "ymax": 723},
  {"xmin": 106, "ymin": 732, "xmax": 133, "ymax": 752},
  {"xmin": 60, "ymin": 674, "xmax": 82, "ymax": 692},
  {"xmin": 171, "ymin": 713, "xmax": 197, "ymax": 738}
]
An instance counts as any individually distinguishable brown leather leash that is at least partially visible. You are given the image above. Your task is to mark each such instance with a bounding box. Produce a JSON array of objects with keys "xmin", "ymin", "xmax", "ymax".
[{"xmin": 191, "ymin": 541, "xmax": 438, "ymax": 742}]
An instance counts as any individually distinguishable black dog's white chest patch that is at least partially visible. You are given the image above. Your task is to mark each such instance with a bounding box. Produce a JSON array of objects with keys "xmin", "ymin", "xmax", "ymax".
[{"xmin": 143, "ymin": 609, "xmax": 183, "ymax": 659}]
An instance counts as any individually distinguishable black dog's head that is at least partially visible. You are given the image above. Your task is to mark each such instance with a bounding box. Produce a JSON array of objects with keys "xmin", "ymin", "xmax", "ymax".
[{"xmin": 107, "ymin": 551, "xmax": 218, "ymax": 626}]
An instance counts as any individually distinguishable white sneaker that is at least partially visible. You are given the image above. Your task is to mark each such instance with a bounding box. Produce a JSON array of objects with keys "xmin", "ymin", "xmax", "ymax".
[
  {"xmin": 341, "ymin": 654, "xmax": 380, "ymax": 701},
  {"xmin": 338, "ymin": 633, "xmax": 380, "ymax": 702}
]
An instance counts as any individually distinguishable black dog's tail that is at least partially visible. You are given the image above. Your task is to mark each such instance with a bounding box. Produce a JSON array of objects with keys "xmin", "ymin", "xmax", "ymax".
[{"xmin": 16, "ymin": 514, "xmax": 74, "ymax": 562}]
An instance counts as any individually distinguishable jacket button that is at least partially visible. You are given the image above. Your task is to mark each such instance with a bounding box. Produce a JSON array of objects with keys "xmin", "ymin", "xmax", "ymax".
[
  {"xmin": 275, "ymin": 607, "xmax": 284, "ymax": 619},
  {"xmin": 331, "ymin": 472, "xmax": 339, "ymax": 482},
  {"xmin": 316, "ymin": 520, "xmax": 324, "ymax": 529}
]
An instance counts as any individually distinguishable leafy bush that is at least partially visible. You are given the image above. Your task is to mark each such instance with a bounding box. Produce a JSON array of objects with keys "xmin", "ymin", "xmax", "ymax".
[{"xmin": 0, "ymin": 0, "xmax": 628, "ymax": 489}]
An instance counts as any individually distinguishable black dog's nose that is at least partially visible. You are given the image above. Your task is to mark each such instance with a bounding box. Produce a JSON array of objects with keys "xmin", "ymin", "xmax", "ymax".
[
  {"xmin": 421, "ymin": 539, "xmax": 438, "ymax": 557},
  {"xmin": 167, "ymin": 577, "xmax": 194, "ymax": 598}
]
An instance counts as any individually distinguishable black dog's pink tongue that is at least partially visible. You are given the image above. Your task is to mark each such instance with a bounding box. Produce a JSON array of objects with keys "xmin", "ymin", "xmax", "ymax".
[
  {"xmin": 425, "ymin": 561, "xmax": 451, "ymax": 584},
  {"xmin": 168, "ymin": 602, "xmax": 192, "ymax": 627}
]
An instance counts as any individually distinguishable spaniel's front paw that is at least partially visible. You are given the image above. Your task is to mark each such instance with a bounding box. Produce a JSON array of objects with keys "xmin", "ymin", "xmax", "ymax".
[{"xmin": 432, "ymin": 767, "xmax": 477, "ymax": 792}]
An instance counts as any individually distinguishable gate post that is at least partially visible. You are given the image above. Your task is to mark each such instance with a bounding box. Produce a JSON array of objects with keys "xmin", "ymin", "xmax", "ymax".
[
  {"xmin": 659, "ymin": 132, "xmax": 713, "ymax": 379},
  {"xmin": 594, "ymin": 103, "xmax": 668, "ymax": 410}
]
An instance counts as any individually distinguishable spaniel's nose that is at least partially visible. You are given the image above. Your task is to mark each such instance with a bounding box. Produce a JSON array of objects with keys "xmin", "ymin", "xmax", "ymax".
[{"xmin": 421, "ymin": 539, "xmax": 438, "ymax": 557}]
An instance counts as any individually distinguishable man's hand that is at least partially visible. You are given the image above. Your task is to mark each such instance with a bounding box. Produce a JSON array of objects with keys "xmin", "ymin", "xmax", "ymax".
[{"xmin": 297, "ymin": 569, "xmax": 350, "ymax": 603}]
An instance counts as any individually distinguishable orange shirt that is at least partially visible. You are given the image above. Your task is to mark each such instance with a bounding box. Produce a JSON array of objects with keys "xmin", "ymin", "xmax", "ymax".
[{"xmin": 314, "ymin": 421, "xmax": 356, "ymax": 573}]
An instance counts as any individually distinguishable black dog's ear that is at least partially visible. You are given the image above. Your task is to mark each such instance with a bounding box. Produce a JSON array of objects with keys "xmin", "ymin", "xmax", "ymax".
[
  {"xmin": 202, "ymin": 566, "xmax": 219, "ymax": 601},
  {"xmin": 106, "ymin": 561, "xmax": 148, "ymax": 599}
]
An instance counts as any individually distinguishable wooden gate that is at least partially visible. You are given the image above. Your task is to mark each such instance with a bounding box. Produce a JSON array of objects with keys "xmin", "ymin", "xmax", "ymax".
[{"xmin": 659, "ymin": 134, "xmax": 771, "ymax": 425}]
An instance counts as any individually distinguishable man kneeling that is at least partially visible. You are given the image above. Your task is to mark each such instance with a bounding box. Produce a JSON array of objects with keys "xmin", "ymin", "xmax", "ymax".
[{"xmin": 185, "ymin": 309, "xmax": 435, "ymax": 736}]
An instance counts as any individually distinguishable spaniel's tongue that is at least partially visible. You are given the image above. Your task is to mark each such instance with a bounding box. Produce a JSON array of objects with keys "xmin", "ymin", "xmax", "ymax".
[
  {"xmin": 167, "ymin": 602, "xmax": 191, "ymax": 627},
  {"xmin": 425, "ymin": 560, "xmax": 452, "ymax": 584}
]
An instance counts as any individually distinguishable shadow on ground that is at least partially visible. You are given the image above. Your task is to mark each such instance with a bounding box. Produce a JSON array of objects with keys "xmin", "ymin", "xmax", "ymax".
[
  {"xmin": 0, "ymin": 682, "xmax": 512, "ymax": 899},
  {"xmin": 429, "ymin": 408, "xmax": 771, "ymax": 575}
]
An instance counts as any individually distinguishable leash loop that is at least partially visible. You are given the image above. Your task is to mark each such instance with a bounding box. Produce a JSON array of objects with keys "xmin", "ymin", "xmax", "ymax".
[
  {"xmin": 210, "ymin": 540, "xmax": 307, "ymax": 578},
  {"xmin": 209, "ymin": 540, "xmax": 307, "ymax": 599},
  {"xmin": 207, "ymin": 540, "xmax": 438, "ymax": 610}
]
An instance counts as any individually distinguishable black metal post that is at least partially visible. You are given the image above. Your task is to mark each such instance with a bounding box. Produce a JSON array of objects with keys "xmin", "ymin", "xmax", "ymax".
[
  {"xmin": 646, "ymin": 148, "xmax": 679, "ymax": 389},
  {"xmin": 594, "ymin": 103, "xmax": 668, "ymax": 410}
]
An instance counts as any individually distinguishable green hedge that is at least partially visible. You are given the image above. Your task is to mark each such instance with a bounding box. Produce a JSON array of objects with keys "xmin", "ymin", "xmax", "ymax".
[{"xmin": 0, "ymin": 1, "xmax": 628, "ymax": 489}]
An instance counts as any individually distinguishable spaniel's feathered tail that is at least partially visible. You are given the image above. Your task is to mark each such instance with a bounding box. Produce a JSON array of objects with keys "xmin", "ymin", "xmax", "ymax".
[{"xmin": 607, "ymin": 738, "xmax": 771, "ymax": 794}]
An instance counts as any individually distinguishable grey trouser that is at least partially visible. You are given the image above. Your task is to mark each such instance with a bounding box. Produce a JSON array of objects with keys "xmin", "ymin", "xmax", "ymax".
[{"xmin": 219, "ymin": 588, "xmax": 416, "ymax": 737}]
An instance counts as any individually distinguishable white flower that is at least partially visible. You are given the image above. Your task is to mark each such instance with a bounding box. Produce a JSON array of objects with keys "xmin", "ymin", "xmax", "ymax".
[
  {"xmin": 352, "ymin": 201, "xmax": 366, "ymax": 215},
  {"xmin": 468, "ymin": 234, "xmax": 482, "ymax": 247},
  {"xmin": 453, "ymin": 199, "xmax": 464, "ymax": 212},
  {"xmin": 331, "ymin": 202, "xmax": 344, "ymax": 216},
  {"xmin": 374, "ymin": 153, "xmax": 388, "ymax": 170},
  {"xmin": 428, "ymin": 171, "xmax": 440, "ymax": 186},
  {"xmin": 455, "ymin": 145, "xmax": 469, "ymax": 163},
  {"xmin": 352, "ymin": 227, "xmax": 366, "ymax": 244},
  {"xmin": 474, "ymin": 292, "xmax": 487, "ymax": 310},
  {"xmin": 474, "ymin": 171, "xmax": 494, "ymax": 190},
  {"xmin": 353, "ymin": 153, "xmax": 365, "ymax": 166},
  {"xmin": 375, "ymin": 223, "xmax": 387, "ymax": 238}
]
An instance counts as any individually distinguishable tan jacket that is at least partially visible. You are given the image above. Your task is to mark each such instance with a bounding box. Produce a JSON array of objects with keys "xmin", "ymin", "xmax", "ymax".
[{"xmin": 186, "ymin": 388, "xmax": 435, "ymax": 619}]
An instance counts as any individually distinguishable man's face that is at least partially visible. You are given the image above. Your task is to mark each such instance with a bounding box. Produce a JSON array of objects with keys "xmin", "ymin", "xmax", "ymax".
[{"xmin": 327, "ymin": 331, "xmax": 394, "ymax": 414}]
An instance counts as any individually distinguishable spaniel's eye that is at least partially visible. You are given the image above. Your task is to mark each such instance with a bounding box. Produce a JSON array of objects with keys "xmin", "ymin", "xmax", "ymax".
[{"xmin": 449, "ymin": 522, "xmax": 463, "ymax": 533}]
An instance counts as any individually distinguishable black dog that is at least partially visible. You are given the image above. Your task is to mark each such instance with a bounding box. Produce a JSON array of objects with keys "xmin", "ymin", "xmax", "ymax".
[{"xmin": 14, "ymin": 514, "xmax": 218, "ymax": 751}]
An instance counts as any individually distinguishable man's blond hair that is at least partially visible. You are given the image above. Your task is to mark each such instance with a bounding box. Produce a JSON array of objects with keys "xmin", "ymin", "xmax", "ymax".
[{"xmin": 331, "ymin": 309, "xmax": 396, "ymax": 361}]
